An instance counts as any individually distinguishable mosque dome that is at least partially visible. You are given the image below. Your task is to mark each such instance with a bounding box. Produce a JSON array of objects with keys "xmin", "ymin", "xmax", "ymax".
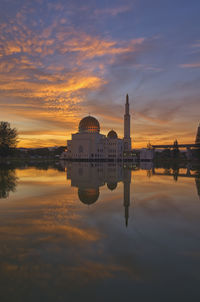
[
  {"xmin": 107, "ymin": 130, "xmax": 118, "ymax": 139},
  {"xmin": 79, "ymin": 116, "xmax": 100, "ymax": 133},
  {"xmin": 107, "ymin": 182, "xmax": 118, "ymax": 191},
  {"xmin": 78, "ymin": 188, "xmax": 99, "ymax": 205}
]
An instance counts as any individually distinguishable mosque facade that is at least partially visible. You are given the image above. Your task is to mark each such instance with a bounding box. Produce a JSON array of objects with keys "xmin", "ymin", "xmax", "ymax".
[{"xmin": 61, "ymin": 94, "xmax": 132, "ymax": 160}]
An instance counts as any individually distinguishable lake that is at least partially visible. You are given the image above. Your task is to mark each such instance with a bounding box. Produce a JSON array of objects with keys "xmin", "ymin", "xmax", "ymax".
[{"xmin": 0, "ymin": 161, "xmax": 200, "ymax": 301}]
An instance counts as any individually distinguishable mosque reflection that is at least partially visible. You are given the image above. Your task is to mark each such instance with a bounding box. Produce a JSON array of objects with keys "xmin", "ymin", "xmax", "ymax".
[
  {"xmin": 0, "ymin": 161, "xmax": 200, "ymax": 218},
  {"xmin": 64, "ymin": 161, "xmax": 200, "ymax": 224},
  {"xmin": 65, "ymin": 162, "xmax": 134, "ymax": 226}
]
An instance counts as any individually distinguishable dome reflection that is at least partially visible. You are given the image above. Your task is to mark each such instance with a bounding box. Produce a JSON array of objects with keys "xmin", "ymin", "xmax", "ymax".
[
  {"xmin": 107, "ymin": 182, "xmax": 117, "ymax": 191},
  {"xmin": 78, "ymin": 188, "xmax": 100, "ymax": 205}
]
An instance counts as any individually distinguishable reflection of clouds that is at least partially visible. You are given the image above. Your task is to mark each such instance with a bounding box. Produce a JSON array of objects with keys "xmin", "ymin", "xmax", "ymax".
[
  {"xmin": 0, "ymin": 186, "xmax": 142, "ymax": 299},
  {"xmin": 182, "ymin": 251, "xmax": 200, "ymax": 259},
  {"xmin": 133, "ymin": 172, "xmax": 200, "ymax": 227},
  {"xmin": 0, "ymin": 165, "xmax": 200, "ymax": 299},
  {"xmin": 0, "ymin": 259, "xmax": 143, "ymax": 302},
  {"xmin": 0, "ymin": 165, "xmax": 144, "ymax": 299}
]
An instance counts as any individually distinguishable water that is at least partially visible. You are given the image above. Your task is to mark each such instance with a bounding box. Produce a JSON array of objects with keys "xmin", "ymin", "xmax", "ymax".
[{"xmin": 0, "ymin": 162, "xmax": 200, "ymax": 301}]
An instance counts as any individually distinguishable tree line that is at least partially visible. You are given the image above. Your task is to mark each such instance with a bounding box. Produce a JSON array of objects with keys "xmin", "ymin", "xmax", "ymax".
[{"xmin": 0, "ymin": 121, "xmax": 66, "ymax": 158}]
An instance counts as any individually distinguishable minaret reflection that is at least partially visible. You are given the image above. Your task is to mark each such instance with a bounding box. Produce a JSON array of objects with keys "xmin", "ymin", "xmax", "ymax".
[
  {"xmin": 195, "ymin": 171, "xmax": 200, "ymax": 199},
  {"xmin": 64, "ymin": 162, "xmax": 133, "ymax": 226},
  {"xmin": 123, "ymin": 168, "xmax": 131, "ymax": 227}
]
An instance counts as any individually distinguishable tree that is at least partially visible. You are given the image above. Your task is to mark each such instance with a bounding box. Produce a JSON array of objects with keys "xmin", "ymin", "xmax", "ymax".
[{"xmin": 0, "ymin": 122, "xmax": 18, "ymax": 157}]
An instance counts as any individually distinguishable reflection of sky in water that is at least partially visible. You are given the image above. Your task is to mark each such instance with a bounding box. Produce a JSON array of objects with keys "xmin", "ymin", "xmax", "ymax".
[{"xmin": 0, "ymin": 163, "xmax": 200, "ymax": 301}]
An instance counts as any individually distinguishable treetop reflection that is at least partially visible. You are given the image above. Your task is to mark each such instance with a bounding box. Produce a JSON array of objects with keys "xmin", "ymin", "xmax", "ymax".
[{"xmin": 0, "ymin": 166, "xmax": 18, "ymax": 199}]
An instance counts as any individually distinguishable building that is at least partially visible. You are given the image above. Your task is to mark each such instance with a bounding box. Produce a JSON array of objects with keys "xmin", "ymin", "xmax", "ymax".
[
  {"xmin": 61, "ymin": 95, "xmax": 132, "ymax": 161},
  {"xmin": 140, "ymin": 148, "xmax": 155, "ymax": 161}
]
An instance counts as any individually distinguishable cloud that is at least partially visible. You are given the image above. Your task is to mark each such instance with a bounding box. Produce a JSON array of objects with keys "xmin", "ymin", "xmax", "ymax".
[
  {"xmin": 190, "ymin": 40, "xmax": 200, "ymax": 53},
  {"xmin": 179, "ymin": 63, "xmax": 200, "ymax": 68},
  {"xmin": 0, "ymin": 0, "xmax": 198, "ymax": 148},
  {"xmin": 0, "ymin": 3, "xmax": 151, "ymax": 147},
  {"xmin": 94, "ymin": 4, "xmax": 132, "ymax": 17}
]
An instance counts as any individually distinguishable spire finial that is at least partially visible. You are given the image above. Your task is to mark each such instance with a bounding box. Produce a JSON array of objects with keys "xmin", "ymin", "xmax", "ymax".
[{"xmin": 126, "ymin": 94, "xmax": 129, "ymax": 104}]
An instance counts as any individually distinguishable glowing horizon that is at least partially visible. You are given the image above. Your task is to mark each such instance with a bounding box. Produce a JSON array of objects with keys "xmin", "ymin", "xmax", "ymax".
[{"xmin": 0, "ymin": 0, "xmax": 199, "ymax": 148}]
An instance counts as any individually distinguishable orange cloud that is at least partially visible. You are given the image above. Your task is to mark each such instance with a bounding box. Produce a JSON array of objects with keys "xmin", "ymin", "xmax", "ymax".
[
  {"xmin": 0, "ymin": 9, "xmax": 149, "ymax": 148},
  {"xmin": 3, "ymin": 5, "xmax": 189, "ymax": 149}
]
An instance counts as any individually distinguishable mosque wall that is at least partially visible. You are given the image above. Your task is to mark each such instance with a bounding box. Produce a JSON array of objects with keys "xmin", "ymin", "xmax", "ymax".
[{"xmin": 60, "ymin": 95, "xmax": 132, "ymax": 160}]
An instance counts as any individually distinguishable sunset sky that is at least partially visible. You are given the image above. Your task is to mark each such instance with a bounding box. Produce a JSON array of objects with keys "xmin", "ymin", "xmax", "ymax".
[{"xmin": 0, "ymin": 0, "xmax": 199, "ymax": 148}]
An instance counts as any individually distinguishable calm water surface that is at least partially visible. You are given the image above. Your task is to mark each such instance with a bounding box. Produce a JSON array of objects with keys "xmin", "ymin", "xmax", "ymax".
[{"xmin": 0, "ymin": 162, "xmax": 200, "ymax": 301}]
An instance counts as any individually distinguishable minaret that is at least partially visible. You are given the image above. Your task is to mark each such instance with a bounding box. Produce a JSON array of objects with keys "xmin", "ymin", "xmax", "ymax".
[
  {"xmin": 124, "ymin": 94, "xmax": 131, "ymax": 151},
  {"xmin": 195, "ymin": 123, "xmax": 200, "ymax": 144}
]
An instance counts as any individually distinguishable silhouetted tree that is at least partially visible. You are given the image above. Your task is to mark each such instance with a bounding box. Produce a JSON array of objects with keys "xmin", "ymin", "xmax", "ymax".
[{"xmin": 0, "ymin": 122, "xmax": 18, "ymax": 157}]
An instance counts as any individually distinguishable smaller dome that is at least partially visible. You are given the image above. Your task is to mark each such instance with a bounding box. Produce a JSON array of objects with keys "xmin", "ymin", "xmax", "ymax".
[
  {"xmin": 107, "ymin": 130, "xmax": 118, "ymax": 139},
  {"xmin": 107, "ymin": 182, "xmax": 118, "ymax": 191}
]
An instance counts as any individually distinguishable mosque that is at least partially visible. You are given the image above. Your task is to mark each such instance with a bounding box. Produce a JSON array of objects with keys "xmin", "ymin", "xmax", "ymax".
[{"xmin": 61, "ymin": 94, "xmax": 132, "ymax": 160}]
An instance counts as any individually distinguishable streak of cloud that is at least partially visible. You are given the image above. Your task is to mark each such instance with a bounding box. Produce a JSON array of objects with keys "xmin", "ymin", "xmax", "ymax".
[
  {"xmin": 94, "ymin": 4, "xmax": 132, "ymax": 17},
  {"xmin": 179, "ymin": 63, "xmax": 200, "ymax": 68}
]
